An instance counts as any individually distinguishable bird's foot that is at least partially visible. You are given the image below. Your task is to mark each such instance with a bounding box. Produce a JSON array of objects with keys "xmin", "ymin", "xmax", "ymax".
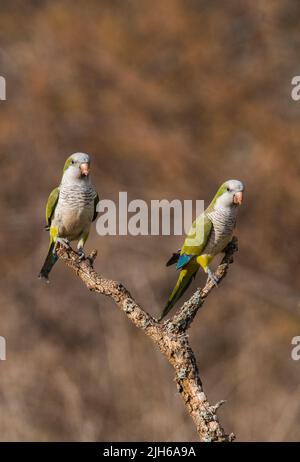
[
  {"xmin": 54, "ymin": 237, "xmax": 71, "ymax": 250},
  {"xmin": 206, "ymin": 267, "xmax": 219, "ymax": 287},
  {"xmin": 77, "ymin": 248, "xmax": 86, "ymax": 261}
]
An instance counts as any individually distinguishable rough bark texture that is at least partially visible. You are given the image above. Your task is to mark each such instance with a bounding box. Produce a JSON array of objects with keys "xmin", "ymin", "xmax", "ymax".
[{"xmin": 56, "ymin": 237, "xmax": 238, "ymax": 442}]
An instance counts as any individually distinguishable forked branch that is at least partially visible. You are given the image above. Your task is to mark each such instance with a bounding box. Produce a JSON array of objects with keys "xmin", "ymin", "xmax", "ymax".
[{"xmin": 56, "ymin": 237, "xmax": 238, "ymax": 442}]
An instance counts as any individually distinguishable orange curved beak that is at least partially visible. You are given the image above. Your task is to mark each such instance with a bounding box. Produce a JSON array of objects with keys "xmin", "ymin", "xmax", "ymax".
[
  {"xmin": 80, "ymin": 162, "xmax": 90, "ymax": 176},
  {"xmin": 233, "ymin": 191, "xmax": 243, "ymax": 205}
]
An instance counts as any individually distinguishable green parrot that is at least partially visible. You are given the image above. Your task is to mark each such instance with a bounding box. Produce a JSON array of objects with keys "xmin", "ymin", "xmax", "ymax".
[
  {"xmin": 39, "ymin": 152, "xmax": 99, "ymax": 281},
  {"xmin": 159, "ymin": 179, "xmax": 244, "ymax": 320}
]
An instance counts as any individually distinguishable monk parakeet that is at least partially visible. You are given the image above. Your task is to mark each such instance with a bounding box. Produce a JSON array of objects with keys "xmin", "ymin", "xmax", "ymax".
[
  {"xmin": 159, "ymin": 179, "xmax": 244, "ymax": 320},
  {"xmin": 39, "ymin": 152, "xmax": 99, "ymax": 281}
]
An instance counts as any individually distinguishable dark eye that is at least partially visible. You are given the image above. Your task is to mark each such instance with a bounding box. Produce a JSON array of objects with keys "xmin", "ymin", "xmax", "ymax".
[
  {"xmin": 71, "ymin": 160, "xmax": 75, "ymax": 164},
  {"xmin": 227, "ymin": 187, "xmax": 230, "ymax": 192}
]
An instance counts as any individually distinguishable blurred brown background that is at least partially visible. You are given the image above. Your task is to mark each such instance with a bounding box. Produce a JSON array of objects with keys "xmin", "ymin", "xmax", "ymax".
[{"xmin": 0, "ymin": 0, "xmax": 300, "ymax": 442}]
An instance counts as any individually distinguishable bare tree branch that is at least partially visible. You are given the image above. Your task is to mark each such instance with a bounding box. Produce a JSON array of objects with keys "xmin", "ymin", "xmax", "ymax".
[{"xmin": 56, "ymin": 237, "xmax": 238, "ymax": 442}]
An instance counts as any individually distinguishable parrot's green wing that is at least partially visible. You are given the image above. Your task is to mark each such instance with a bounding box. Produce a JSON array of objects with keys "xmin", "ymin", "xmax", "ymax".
[
  {"xmin": 92, "ymin": 193, "xmax": 99, "ymax": 222},
  {"xmin": 45, "ymin": 187, "xmax": 59, "ymax": 228},
  {"xmin": 176, "ymin": 213, "xmax": 212, "ymax": 269}
]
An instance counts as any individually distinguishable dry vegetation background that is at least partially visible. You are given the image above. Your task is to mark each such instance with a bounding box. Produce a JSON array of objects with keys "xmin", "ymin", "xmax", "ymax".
[{"xmin": 0, "ymin": 0, "xmax": 300, "ymax": 442}]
